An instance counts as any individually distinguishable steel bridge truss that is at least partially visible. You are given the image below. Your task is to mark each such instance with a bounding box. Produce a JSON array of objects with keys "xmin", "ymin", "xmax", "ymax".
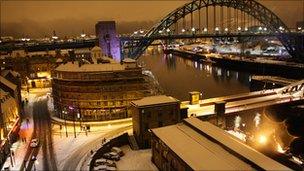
[{"xmin": 127, "ymin": 0, "xmax": 303, "ymax": 61}]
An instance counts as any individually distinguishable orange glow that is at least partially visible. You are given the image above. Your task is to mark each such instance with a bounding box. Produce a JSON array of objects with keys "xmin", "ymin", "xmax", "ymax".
[
  {"xmin": 277, "ymin": 143, "xmax": 285, "ymax": 153},
  {"xmin": 258, "ymin": 135, "xmax": 267, "ymax": 144}
]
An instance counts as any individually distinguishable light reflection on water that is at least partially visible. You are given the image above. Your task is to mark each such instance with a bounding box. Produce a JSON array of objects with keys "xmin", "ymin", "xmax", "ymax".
[{"xmin": 139, "ymin": 51, "xmax": 251, "ymax": 101}]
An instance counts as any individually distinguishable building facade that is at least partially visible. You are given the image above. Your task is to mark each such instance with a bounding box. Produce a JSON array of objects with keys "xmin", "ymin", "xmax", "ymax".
[
  {"xmin": 130, "ymin": 95, "xmax": 181, "ymax": 149},
  {"xmin": 52, "ymin": 57, "xmax": 156, "ymax": 121},
  {"xmin": 0, "ymin": 70, "xmax": 21, "ymax": 167},
  {"xmin": 151, "ymin": 117, "xmax": 290, "ymax": 171}
]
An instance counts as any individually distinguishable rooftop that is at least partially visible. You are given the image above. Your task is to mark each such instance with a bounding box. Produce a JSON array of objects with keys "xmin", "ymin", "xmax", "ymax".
[
  {"xmin": 151, "ymin": 117, "xmax": 291, "ymax": 171},
  {"xmin": 0, "ymin": 76, "xmax": 17, "ymax": 91},
  {"xmin": 123, "ymin": 58, "xmax": 136, "ymax": 63},
  {"xmin": 0, "ymin": 89, "xmax": 9, "ymax": 100},
  {"xmin": 131, "ymin": 95, "xmax": 179, "ymax": 107},
  {"xmin": 55, "ymin": 60, "xmax": 125, "ymax": 72}
]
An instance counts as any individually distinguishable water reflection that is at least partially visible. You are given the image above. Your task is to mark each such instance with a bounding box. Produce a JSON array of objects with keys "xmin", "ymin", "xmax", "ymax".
[{"xmin": 140, "ymin": 50, "xmax": 251, "ymax": 101}]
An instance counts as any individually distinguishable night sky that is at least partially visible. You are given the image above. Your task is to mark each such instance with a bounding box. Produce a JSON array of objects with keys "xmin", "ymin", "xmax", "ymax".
[{"xmin": 1, "ymin": 0, "xmax": 303, "ymax": 38}]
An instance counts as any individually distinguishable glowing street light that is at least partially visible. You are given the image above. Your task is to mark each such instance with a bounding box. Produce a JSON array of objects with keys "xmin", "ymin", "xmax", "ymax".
[
  {"xmin": 279, "ymin": 26, "xmax": 285, "ymax": 31},
  {"xmin": 52, "ymin": 36, "xmax": 58, "ymax": 40},
  {"xmin": 237, "ymin": 27, "xmax": 242, "ymax": 31},
  {"xmin": 140, "ymin": 30, "xmax": 144, "ymax": 34},
  {"xmin": 263, "ymin": 27, "xmax": 267, "ymax": 31},
  {"xmin": 134, "ymin": 31, "xmax": 138, "ymax": 35},
  {"xmin": 298, "ymin": 27, "xmax": 302, "ymax": 31},
  {"xmin": 244, "ymin": 27, "xmax": 248, "ymax": 31},
  {"xmin": 258, "ymin": 27, "xmax": 263, "ymax": 31},
  {"xmin": 203, "ymin": 28, "xmax": 208, "ymax": 32},
  {"xmin": 215, "ymin": 27, "xmax": 219, "ymax": 31},
  {"xmin": 191, "ymin": 27, "xmax": 196, "ymax": 32},
  {"xmin": 258, "ymin": 135, "xmax": 267, "ymax": 144},
  {"xmin": 181, "ymin": 28, "xmax": 186, "ymax": 33},
  {"xmin": 224, "ymin": 28, "xmax": 228, "ymax": 32},
  {"xmin": 166, "ymin": 28, "xmax": 171, "ymax": 33}
]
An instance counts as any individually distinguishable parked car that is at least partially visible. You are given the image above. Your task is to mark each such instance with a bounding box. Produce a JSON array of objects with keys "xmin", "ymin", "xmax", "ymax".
[
  {"xmin": 95, "ymin": 158, "xmax": 116, "ymax": 167},
  {"xmin": 111, "ymin": 147, "xmax": 124, "ymax": 157},
  {"xmin": 30, "ymin": 139, "xmax": 39, "ymax": 148},
  {"xmin": 103, "ymin": 152, "xmax": 120, "ymax": 161},
  {"xmin": 94, "ymin": 164, "xmax": 107, "ymax": 171}
]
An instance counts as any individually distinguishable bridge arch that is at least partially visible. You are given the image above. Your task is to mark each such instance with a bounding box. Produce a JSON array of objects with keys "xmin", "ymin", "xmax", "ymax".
[{"xmin": 131, "ymin": 0, "xmax": 298, "ymax": 59}]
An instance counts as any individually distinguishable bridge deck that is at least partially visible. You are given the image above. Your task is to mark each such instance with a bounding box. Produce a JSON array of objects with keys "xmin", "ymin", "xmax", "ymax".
[{"xmin": 184, "ymin": 88, "xmax": 304, "ymax": 117}]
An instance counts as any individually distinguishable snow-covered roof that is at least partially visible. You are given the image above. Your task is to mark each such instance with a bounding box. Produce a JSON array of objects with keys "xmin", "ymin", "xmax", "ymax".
[
  {"xmin": 0, "ymin": 89, "xmax": 9, "ymax": 100},
  {"xmin": 56, "ymin": 58, "xmax": 63, "ymax": 63},
  {"xmin": 123, "ymin": 58, "xmax": 136, "ymax": 63},
  {"xmin": 131, "ymin": 95, "xmax": 179, "ymax": 107},
  {"xmin": 0, "ymin": 76, "xmax": 17, "ymax": 91},
  {"xmin": 91, "ymin": 45, "xmax": 102, "ymax": 51},
  {"xmin": 151, "ymin": 117, "xmax": 291, "ymax": 171},
  {"xmin": 55, "ymin": 61, "xmax": 125, "ymax": 72},
  {"xmin": 1, "ymin": 70, "xmax": 20, "ymax": 78}
]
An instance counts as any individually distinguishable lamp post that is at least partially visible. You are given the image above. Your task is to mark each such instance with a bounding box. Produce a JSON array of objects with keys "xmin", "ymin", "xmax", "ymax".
[
  {"xmin": 77, "ymin": 112, "xmax": 81, "ymax": 133},
  {"xmin": 69, "ymin": 106, "xmax": 76, "ymax": 138},
  {"xmin": 62, "ymin": 110, "xmax": 68, "ymax": 137}
]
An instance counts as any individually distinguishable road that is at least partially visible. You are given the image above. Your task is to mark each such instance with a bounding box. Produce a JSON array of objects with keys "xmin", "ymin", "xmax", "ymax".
[
  {"xmin": 24, "ymin": 99, "xmax": 57, "ymax": 171},
  {"xmin": 62, "ymin": 125, "xmax": 132, "ymax": 171}
]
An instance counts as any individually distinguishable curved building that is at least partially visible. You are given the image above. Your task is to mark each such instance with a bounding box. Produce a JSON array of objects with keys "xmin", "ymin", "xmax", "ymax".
[{"xmin": 52, "ymin": 55, "xmax": 155, "ymax": 121}]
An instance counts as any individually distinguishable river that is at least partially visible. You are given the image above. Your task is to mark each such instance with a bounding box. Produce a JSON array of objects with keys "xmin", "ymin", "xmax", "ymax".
[{"xmin": 139, "ymin": 50, "xmax": 251, "ymax": 101}]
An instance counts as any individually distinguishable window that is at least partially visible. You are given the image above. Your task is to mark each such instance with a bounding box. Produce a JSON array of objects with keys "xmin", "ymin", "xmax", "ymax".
[
  {"xmin": 144, "ymin": 123, "xmax": 149, "ymax": 131},
  {"xmin": 158, "ymin": 121, "xmax": 163, "ymax": 127},
  {"xmin": 146, "ymin": 112, "xmax": 151, "ymax": 118},
  {"xmin": 158, "ymin": 112, "xmax": 162, "ymax": 118}
]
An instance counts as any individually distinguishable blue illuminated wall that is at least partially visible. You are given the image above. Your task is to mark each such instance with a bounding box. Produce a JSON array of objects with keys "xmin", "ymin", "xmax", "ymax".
[{"xmin": 95, "ymin": 21, "xmax": 121, "ymax": 62}]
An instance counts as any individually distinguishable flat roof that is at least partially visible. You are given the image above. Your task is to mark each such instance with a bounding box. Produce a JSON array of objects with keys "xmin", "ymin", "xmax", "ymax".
[
  {"xmin": 151, "ymin": 117, "xmax": 291, "ymax": 171},
  {"xmin": 131, "ymin": 95, "xmax": 179, "ymax": 107},
  {"xmin": 55, "ymin": 61, "xmax": 125, "ymax": 72}
]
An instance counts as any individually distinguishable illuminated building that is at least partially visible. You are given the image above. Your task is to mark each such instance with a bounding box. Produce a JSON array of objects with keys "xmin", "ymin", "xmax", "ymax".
[
  {"xmin": 52, "ymin": 51, "xmax": 156, "ymax": 121},
  {"xmin": 95, "ymin": 21, "xmax": 121, "ymax": 62},
  {"xmin": 130, "ymin": 95, "xmax": 183, "ymax": 149},
  {"xmin": 0, "ymin": 70, "xmax": 21, "ymax": 166},
  {"xmin": 151, "ymin": 117, "xmax": 290, "ymax": 171}
]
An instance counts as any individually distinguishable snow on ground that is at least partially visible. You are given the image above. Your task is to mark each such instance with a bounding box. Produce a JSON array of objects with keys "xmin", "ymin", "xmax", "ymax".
[{"xmin": 116, "ymin": 145, "xmax": 158, "ymax": 171}]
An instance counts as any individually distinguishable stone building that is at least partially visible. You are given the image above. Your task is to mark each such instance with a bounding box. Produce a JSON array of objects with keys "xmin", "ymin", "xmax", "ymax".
[
  {"xmin": 130, "ymin": 95, "xmax": 182, "ymax": 149},
  {"xmin": 52, "ymin": 55, "xmax": 156, "ymax": 121},
  {"xmin": 151, "ymin": 117, "xmax": 290, "ymax": 171}
]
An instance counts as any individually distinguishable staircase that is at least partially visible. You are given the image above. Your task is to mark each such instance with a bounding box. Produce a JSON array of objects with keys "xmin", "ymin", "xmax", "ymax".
[{"xmin": 128, "ymin": 135, "xmax": 139, "ymax": 150}]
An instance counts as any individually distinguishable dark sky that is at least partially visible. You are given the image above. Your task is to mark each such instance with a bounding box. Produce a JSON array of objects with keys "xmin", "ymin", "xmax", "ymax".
[{"xmin": 1, "ymin": 0, "xmax": 303, "ymax": 38}]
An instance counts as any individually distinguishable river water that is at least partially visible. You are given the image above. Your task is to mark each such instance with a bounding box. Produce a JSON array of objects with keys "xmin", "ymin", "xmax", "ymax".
[{"xmin": 139, "ymin": 50, "xmax": 252, "ymax": 101}]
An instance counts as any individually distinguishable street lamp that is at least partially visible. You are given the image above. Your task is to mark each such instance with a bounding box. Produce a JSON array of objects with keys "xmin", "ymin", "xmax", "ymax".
[
  {"xmin": 69, "ymin": 106, "xmax": 76, "ymax": 138},
  {"xmin": 62, "ymin": 109, "xmax": 68, "ymax": 137},
  {"xmin": 203, "ymin": 28, "xmax": 208, "ymax": 33},
  {"xmin": 237, "ymin": 27, "xmax": 242, "ymax": 31},
  {"xmin": 77, "ymin": 112, "xmax": 81, "ymax": 132},
  {"xmin": 191, "ymin": 27, "xmax": 196, "ymax": 32},
  {"xmin": 166, "ymin": 28, "xmax": 171, "ymax": 33}
]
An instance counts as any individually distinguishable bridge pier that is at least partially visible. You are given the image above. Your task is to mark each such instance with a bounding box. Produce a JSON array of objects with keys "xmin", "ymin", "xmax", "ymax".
[{"xmin": 214, "ymin": 101, "xmax": 226, "ymax": 129}]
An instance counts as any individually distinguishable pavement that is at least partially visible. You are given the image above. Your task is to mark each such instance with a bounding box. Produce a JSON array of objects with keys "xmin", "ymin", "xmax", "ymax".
[{"xmin": 1, "ymin": 90, "xmax": 36, "ymax": 171}]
